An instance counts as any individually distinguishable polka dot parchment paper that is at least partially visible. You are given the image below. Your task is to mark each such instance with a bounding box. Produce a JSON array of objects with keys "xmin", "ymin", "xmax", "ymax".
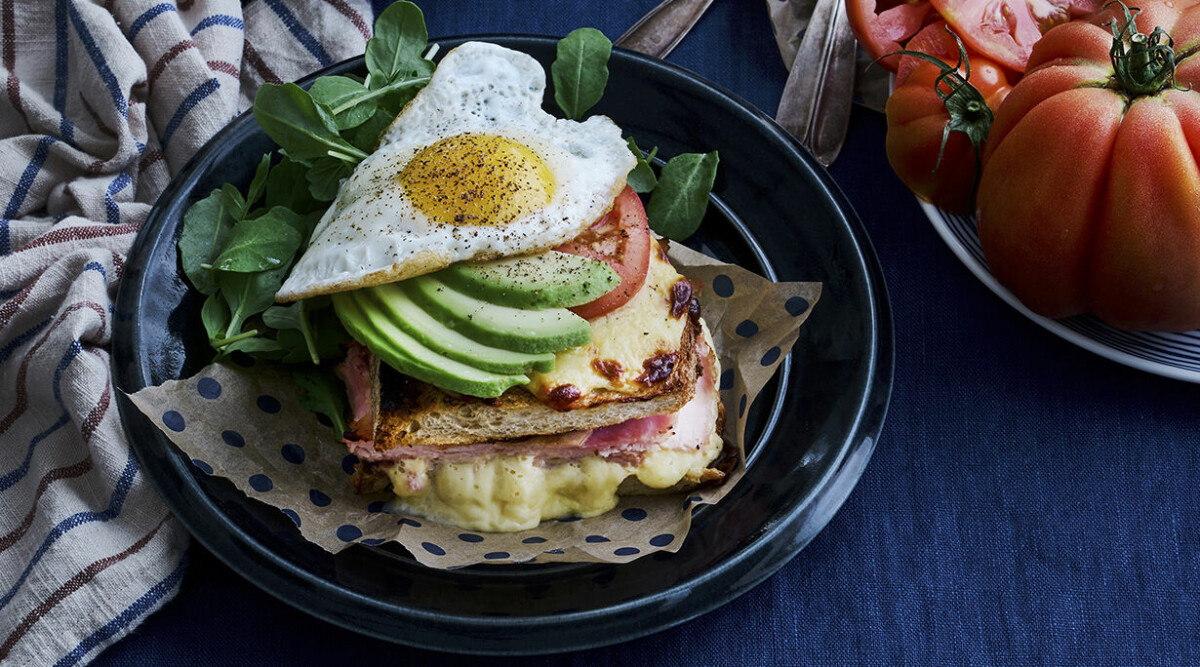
[{"xmin": 128, "ymin": 245, "xmax": 820, "ymax": 568}]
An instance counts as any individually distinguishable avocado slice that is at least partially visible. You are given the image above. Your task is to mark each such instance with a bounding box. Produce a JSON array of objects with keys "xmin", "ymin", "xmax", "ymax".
[
  {"xmin": 331, "ymin": 290, "xmax": 529, "ymax": 398},
  {"xmin": 435, "ymin": 251, "xmax": 620, "ymax": 309},
  {"xmin": 364, "ymin": 283, "xmax": 557, "ymax": 374},
  {"xmin": 405, "ymin": 276, "xmax": 592, "ymax": 354}
]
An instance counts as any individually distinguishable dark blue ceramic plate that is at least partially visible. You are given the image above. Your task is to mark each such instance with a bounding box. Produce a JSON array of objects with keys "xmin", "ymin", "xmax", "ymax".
[{"xmin": 112, "ymin": 36, "xmax": 892, "ymax": 655}]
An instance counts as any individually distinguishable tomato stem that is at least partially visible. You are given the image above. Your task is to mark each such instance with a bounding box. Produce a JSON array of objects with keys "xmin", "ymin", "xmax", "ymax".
[
  {"xmin": 1105, "ymin": 1, "xmax": 1177, "ymax": 95},
  {"xmin": 884, "ymin": 28, "xmax": 993, "ymax": 209}
]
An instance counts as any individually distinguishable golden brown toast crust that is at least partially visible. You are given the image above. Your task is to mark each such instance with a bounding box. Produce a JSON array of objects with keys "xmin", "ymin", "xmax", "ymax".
[{"xmin": 367, "ymin": 318, "xmax": 701, "ymax": 451}]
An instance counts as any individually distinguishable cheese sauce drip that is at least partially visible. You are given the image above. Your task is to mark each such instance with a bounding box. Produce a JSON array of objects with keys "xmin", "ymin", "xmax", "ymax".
[{"xmin": 397, "ymin": 133, "xmax": 555, "ymax": 226}]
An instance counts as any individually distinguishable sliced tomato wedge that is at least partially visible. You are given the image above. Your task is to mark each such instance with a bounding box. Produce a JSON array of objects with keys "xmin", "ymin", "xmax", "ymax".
[
  {"xmin": 847, "ymin": 0, "xmax": 936, "ymax": 71},
  {"xmin": 555, "ymin": 185, "xmax": 651, "ymax": 320},
  {"xmin": 929, "ymin": 0, "xmax": 1102, "ymax": 72}
]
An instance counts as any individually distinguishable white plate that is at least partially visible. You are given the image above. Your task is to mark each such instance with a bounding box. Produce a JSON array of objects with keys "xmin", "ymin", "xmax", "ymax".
[{"xmin": 922, "ymin": 201, "xmax": 1200, "ymax": 383}]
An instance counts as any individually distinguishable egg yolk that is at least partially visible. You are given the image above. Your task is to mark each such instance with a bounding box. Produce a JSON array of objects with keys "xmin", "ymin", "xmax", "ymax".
[{"xmin": 398, "ymin": 133, "xmax": 555, "ymax": 226}]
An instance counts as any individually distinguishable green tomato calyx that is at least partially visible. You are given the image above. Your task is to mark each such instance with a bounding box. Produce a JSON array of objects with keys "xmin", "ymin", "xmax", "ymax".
[{"xmin": 1106, "ymin": 1, "xmax": 1177, "ymax": 96}]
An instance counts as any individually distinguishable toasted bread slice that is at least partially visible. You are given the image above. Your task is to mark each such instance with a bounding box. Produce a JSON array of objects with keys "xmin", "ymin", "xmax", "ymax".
[{"xmin": 363, "ymin": 318, "xmax": 702, "ymax": 451}]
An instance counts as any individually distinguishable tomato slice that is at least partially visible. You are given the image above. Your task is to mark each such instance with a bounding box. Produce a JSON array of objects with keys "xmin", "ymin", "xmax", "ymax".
[
  {"xmin": 929, "ymin": 0, "xmax": 1101, "ymax": 72},
  {"xmin": 555, "ymin": 186, "xmax": 651, "ymax": 320},
  {"xmin": 847, "ymin": 0, "xmax": 936, "ymax": 71}
]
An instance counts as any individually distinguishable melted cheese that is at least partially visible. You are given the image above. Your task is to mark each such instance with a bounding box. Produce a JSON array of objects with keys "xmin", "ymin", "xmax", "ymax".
[
  {"xmin": 381, "ymin": 430, "xmax": 724, "ymax": 532},
  {"xmin": 524, "ymin": 248, "xmax": 688, "ymax": 399}
]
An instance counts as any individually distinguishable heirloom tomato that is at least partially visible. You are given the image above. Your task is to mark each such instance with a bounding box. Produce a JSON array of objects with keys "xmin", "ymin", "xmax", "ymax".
[
  {"xmin": 886, "ymin": 22, "xmax": 1013, "ymax": 213},
  {"xmin": 847, "ymin": 0, "xmax": 935, "ymax": 70},
  {"xmin": 977, "ymin": 1, "xmax": 1200, "ymax": 331},
  {"xmin": 928, "ymin": 0, "xmax": 1102, "ymax": 72}
]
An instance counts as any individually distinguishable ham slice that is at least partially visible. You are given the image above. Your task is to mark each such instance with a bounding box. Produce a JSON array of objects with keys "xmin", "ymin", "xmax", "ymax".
[{"xmin": 345, "ymin": 335, "xmax": 719, "ymax": 467}]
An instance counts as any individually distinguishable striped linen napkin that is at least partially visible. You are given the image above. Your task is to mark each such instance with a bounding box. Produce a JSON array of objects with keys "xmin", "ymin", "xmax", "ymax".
[{"xmin": 0, "ymin": 1, "xmax": 371, "ymax": 663}]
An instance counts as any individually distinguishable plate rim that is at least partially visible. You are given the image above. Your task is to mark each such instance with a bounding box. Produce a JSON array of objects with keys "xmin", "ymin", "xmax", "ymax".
[
  {"xmin": 112, "ymin": 34, "xmax": 894, "ymax": 654},
  {"xmin": 921, "ymin": 200, "xmax": 1200, "ymax": 384}
]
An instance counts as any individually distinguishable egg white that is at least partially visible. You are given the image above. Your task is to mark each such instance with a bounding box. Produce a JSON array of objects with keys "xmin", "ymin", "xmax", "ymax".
[{"xmin": 276, "ymin": 41, "xmax": 635, "ymax": 302}]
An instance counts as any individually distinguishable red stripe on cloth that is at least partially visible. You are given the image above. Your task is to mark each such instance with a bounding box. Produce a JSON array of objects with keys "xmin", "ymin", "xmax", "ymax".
[
  {"xmin": 138, "ymin": 148, "xmax": 165, "ymax": 172},
  {"xmin": 148, "ymin": 39, "xmax": 196, "ymax": 89},
  {"xmin": 79, "ymin": 373, "xmax": 110, "ymax": 443},
  {"xmin": 242, "ymin": 41, "xmax": 282, "ymax": 85},
  {"xmin": 79, "ymin": 93, "xmax": 117, "ymax": 139},
  {"xmin": 321, "ymin": 0, "xmax": 371, "ymax": 40},
  {"xmin": 0, "ymin": 456, "xmax": 93, "ymax": 553},
  {"xmin": 0, "ymin": 281, "xmax": 36, "ymax": 331},
  {"xmin": 110, "ymin": 249, "xmax": 125, "ymax": 279},
  {"xmin": 178, "ymin": 0, "xmax": 195, "ymax": 9},
  {"xmin": 0, "ymin": 301, "xmax": 107, "ymax": 439},
  {"xmin": 207, "ymin": 59, "xmax": 238, "ymax": 78},
  {"xmin": 0, "ymin": 513, "xmax": 172, "ymax": 660},
  {"xmin": 15, "ymin": 223, "xmax": 139, "ymax": 253}
]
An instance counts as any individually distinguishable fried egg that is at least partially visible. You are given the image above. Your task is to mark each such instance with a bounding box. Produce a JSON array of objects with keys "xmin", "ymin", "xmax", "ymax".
[{"xmin": 276, "ymin": 41, "xmax": 635, "ymax": 302}]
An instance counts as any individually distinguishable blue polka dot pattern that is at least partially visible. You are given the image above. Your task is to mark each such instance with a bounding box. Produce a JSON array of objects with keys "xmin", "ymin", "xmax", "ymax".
[
  {"xmin": 221, "ymin": 430, "xmax": 244, "ymax": 448},
  {"xmin": 585, "ymin": 535, "xmax": 610, "ymax": 543},
  {"xmin": 785, "ymin": 295, "xmax": 810, "ymax": 316},
  {"xmin": 281, "ymin": 509, "xmax": 301, "ymax": 527},
  {"xmin": 522, "ymin": 536, "xmax": 547, "ymax": 544},
  {"xmin": 614, "ymin": 547, "xmax": 640, "ymax": 556},
  {"xmin": 336, "ymin": 525, "xmax": 363, "ymax": 542},
  {"xmin": 558, "ymin": 515, "xmax": 582, "ymax": 523},
  {"xmin": 256, "ymin": 395, "xmax": 281, "ymax": 414},
  {"xmin": 712, "ymin": 274, "xmax": 734, "ymax": 297},
  {"xmin": 362, "ymin": 538, "xmax": 385, "ymax": 546},
  {"xmin": 649, "ymin": 534, "xmax": 675, "ymax": 547},
  {"xmin": 341, "ymin": 454, "xmax": 358, "ymax": 475},
  {"xmin": 543, "ymin": 548, "xmax": 565, "ymax": 555},
  {"xmin": 309, "ymin": 489, "xmax": 332, "ymax": 507},
  {"xmin": 191, "ymin": 459, "xmax": 212, "ymax": 474},
  {"xmin": 458, "ymin": 533, "xmax": 484, "ymax": 543},
  {"xmin": 688, "ymin": 496, "xmax": 703, "ymax": 504},
  {"xmin": 484, "ymin": 552, "xmax": 510, "ymax": 560},
  {"xmin": 316, "ymin": 412, "xmax": 333, "ymax": 428},
  {"xmin": 280, "ymin": 443, "xmax": 305, "ymax": 464},
  {"xmin": 249, "ymin": 474, "xmax": 273, "ymax": 492},
  {"xmin": 719, "ymin": 369, "xmax": 734, "ymax": 391},
  {"xmin": 398, "ymin": 518, "xmax": 422, "ymax": 527},
  {"xmin": 367, "ymin": 501, "xmax": 385, "ymax": 513},
  {"xmin": 196, "ymin": 377, "xmax": 222, "ymax": 399},
  {"xmin": 735, "ymin": 319, "xmax": 758, "ymax": 337},
  {"xmin": 761, "ymin": 346, "xmax": 781, "ymax": 366},
  {"xmin": 621, "ymin": 508, "xmax": 647, "ymax": 522},
  {"xmin": 422, "ymin": 542, "xmax": 446, "ymax": 556},
  {"xmin": 162, "ymin": 411, "xmax": 185, "ymax": 432},
  {"xmin": 739, "ymin": 394, "xmax": 748, "ymax": 418}
]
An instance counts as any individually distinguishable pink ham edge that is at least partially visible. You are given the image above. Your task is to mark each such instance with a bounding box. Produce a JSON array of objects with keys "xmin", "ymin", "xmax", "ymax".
[{"xmin": 338, "ymin": 336, "xmax": 719, "ymax": 471}]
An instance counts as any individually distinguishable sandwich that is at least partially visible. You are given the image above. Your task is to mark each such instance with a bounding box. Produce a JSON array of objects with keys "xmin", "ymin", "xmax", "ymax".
[{"xmin": 275, "ymin": 42, "xmax": 729, "ymax": 532}]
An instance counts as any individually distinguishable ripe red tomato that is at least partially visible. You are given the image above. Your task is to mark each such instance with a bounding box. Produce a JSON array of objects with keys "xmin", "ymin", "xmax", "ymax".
[
  {"xmin": 847, "ymin": 0, "xmax": 936, "ymax": 70},
  {"xmin": 929, "ymin": 0, "xmax": 1102, "ymax": 72},
  {"xmin": 556, "ymin": 185, "xmax": 651, "ymax": 320},
  {"xmin": 885, "ymin": 22, "xmax": 1013, "ymax": 213},
  {"xmin": 977, "ymin": 1, "xmax": 1200, "ymax": 330}
]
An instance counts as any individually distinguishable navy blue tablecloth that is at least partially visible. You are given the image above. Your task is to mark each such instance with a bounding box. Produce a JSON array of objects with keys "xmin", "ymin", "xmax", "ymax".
[{"xmin": 96, "ymin": 1, "xmax": 1200, "ymax": 664}]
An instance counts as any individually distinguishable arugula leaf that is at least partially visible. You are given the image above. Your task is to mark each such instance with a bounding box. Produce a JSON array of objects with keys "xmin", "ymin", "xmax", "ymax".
[
  {"xmin": 291, "ymin": 367, "xmax": 349, "ymax": 439},
  {"xmin": 365, "ymin": 1, "xmax": 429, "ymax": 83},
  {"xmin": 253, "ymin": 83, "xmax": 369, "ymax": 165},
  {"xmin": 221, "ymin": 336, "xmax": 285, "ymax": 357},
  {"xmin": 625, "ymin": 137, "xmax": 658, "ymax": 194},
  {"xmin": 246, "ymin": 154, "xmax": 271, "ymax": 209},
  {"xmin": 265, "ymin": 156, "xmax": 321, "ymax": 214},
  {"xmin": 552, "ymin": 27, "xmax": 612, "ymax": 120},
  {"xmin": 646, "ymin": 151, "xmax": 719, "ymax": 241},
  {"xmin": 263, "ymin": 302, "xmax": 319, "ymax": 364},
  {"xmin": 178, "ymin": 189, "xmax": 237, "ymax": 295},
  {"xmin": 346, "ymin": 108, "xmax": 394, "ymax": 154},
  {"xmin": 201, "ymin": 293, "xmax": 230, "ymax": 344},
  {"xmin": 211, "ymin": 216, "xmax": 302, "ymax": 273},
  {"xmin": 216, "ymin": 264, "xmax": 291, "ymax": 339},
  {"xmin": 306, "ymin": 157, "xmax": 354, "ymax": 202},
  {"xmin": 310, "ymin": 75, "xmax": 377, "ymax": 130}
]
